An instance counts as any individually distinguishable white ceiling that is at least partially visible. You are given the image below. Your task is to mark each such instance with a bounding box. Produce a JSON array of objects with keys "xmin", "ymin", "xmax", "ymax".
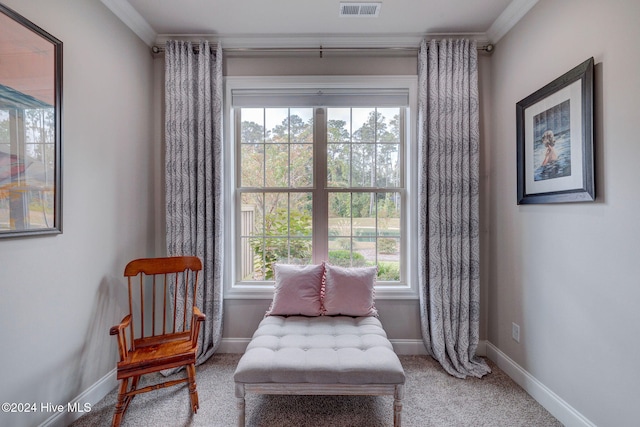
[{"xmin": 102, "ymin": 0, "xmax": 538, "ymax": 49}]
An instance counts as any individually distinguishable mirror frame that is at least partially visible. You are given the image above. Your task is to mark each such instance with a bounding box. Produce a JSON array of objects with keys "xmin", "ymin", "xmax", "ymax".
[{"xmin": 0, "ymin": 3, "xmax": 63, "ymax": 238}]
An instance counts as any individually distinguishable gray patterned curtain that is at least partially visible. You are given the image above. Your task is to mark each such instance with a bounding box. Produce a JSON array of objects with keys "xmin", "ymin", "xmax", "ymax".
[
  {"xmin": 165, "ymin": 40, "xmax": 223, "ymax": 365},
  {"xmin": 417, "ymin": 39, "xmax": 490, "ymax": 378}
]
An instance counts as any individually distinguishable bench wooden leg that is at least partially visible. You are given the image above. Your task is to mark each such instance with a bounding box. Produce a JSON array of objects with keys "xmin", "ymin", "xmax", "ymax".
[
  {"xmin": 394, "ymin": 384, "xmax": 404, "ymax": 427},
  {"xmin": 235, "ymin": 383, "xmax": 245, "ymax": 427}
]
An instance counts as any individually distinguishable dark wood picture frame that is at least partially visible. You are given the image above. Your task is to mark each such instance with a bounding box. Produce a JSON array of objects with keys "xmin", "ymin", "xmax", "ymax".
[
  {"xmin": 516, "ymin": 57, "xmax": 594, "ymax": 204},
  {"xmin": 0, "ymin": 3, "xmax": 63, "ymax": 237}
]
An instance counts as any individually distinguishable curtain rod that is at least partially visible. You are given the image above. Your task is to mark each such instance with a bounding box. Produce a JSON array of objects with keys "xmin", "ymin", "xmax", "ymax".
[{"xmin": 151, "ymin": 44, "xmax": 494, "ymax": 56}]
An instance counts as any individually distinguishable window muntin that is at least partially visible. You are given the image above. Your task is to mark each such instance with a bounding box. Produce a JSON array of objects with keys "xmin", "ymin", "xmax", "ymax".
[{"xmin": 236, "ymin": 105, "xmax": 405, "ymax": 284}]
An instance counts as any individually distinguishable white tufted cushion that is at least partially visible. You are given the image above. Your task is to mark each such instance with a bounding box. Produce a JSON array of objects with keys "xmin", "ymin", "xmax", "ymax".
[{"xmin": 234, "ymin": 316, "xmax": 405, "ymax": 385}]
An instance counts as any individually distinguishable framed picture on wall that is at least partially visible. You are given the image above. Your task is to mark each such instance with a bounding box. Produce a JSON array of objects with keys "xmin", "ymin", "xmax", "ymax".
[
  {"xmin": 0, "ymin": 4, "xmax": 63, "ymax": 237},
  {"xmin": 516, "ymin": 57, "xmax": 594, "ymax": 204}
]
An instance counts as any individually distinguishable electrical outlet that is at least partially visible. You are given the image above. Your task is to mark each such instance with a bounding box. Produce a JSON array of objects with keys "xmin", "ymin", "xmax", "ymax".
[{"xmin": 512, "ymin": 322, "xmax": 520, "ymax": 343}]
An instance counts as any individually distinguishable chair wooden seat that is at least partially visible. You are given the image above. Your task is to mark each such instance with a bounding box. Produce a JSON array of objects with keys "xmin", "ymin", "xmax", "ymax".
[
  {"xmin": 109, "ymin": 256, "xmax": 206, "ymax": 427},
  {"xmin": 116, "ymin": 335, "xmax": 197, "ymax": 377}
]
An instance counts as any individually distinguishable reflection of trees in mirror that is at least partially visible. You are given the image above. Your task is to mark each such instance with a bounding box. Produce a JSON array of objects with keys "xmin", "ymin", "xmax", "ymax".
[{"xmin": 0, "ymin": 107, "xmax": 55, "ymax": 230}]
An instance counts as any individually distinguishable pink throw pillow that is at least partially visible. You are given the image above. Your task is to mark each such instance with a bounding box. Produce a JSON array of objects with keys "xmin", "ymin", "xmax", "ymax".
[
  {"xmin": 265, "ymin": 263, "xmax": 324, "ymax": 316},
  {"xmin": 322, "ymin": 263, "xmax": 378, "ymax": 316}
]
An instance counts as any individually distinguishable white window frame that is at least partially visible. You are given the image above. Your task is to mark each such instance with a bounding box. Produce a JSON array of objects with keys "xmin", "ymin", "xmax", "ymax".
[{"xmin": 223, "ymin": 75, "xmax": 418, "ymax": 300}]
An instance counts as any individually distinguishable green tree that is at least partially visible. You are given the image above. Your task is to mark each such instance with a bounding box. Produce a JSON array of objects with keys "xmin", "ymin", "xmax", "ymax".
[
  {"xmin": 241, "ymin": 121, "xmax": 265, "ymax": 143},
  {"xmin": 272, "ymin": 114, "xmax": 313, "ymax": 142},
  {"xmin": 268, "ymin": 113, "xmax": 314, "ymax": 187},
  {"xmin": 327, "ymin": 119, "xmax": 350, "ymax": 187},
  {"xmin": 252, "ymin": 208, "xmax": 312, "ymax": 279}
]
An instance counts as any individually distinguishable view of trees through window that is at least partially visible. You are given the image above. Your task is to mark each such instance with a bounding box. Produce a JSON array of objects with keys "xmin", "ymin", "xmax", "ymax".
[{"xmin": 237, "ymin": 106, "xmax": 403, "ymax": 282}]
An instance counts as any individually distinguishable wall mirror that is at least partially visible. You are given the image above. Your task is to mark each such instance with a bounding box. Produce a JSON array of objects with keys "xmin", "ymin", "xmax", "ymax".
[{"xmin": 0, "ymin": 4, "xmax": 62, "ymax": 238}]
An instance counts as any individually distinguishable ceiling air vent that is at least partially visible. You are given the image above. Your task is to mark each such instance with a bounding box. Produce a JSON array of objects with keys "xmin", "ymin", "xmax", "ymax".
[{"xmin": 339, "ymin": 2, "xmax": 382, "ymax": 17}]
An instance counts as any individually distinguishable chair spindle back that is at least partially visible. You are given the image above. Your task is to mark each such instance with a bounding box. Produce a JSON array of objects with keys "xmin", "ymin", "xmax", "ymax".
[{"xmin": 123, "ymin": 256, "xmax": 202, "ymax": 350}]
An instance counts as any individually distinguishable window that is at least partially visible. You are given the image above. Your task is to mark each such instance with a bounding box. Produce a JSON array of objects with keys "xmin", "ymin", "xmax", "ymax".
[
  {"xmin": 226, "ymin": 77, "xmax": 417, "ymax": 297},
  {"xmin": 325, "ymin": 107, "xmax": 403, "ymax": 281},
  {"xmin": 237, "ymin": 107, "xmax": 315, "ymax": 280}
]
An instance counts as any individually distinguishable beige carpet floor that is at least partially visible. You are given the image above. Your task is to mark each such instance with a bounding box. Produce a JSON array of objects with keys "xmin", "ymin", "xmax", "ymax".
[{"xmin": 71, "ymin": 353, "xmax": 562, "ymax": 427}]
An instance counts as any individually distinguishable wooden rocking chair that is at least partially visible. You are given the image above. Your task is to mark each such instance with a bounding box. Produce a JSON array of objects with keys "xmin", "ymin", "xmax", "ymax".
[{"xmin": 109, "ymin": 256, "xmax": 206, "ymax": 427}]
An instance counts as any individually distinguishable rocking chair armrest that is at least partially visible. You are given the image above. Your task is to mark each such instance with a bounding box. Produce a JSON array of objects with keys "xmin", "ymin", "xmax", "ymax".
[
  {"xmin": 190, "ymin": 307, "xmax": 206, "ymax": 345},
  {"xmin": 110, "ymin": 314, "xmax": 132, "ymax": 335},
  {"xmin": 110, "ymin": 315, "xmax": 131, "ymax": 361}
]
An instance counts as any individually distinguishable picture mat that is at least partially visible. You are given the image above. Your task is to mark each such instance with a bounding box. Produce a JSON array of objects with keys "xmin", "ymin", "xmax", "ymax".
[{"xmin": 524, "ymin": 80, "xmax": 583, "ymax": 195}]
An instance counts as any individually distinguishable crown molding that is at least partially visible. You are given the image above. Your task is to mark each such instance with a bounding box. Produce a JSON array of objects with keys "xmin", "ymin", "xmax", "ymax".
[
  {"xmin": 486, "ymin": 0, "xmax": 539, "ymax": 43},
  {"xmin": 104, "ymin": 0, "xmax": 538, "ymax": 51},
  {"xmin": 101, "ymin": 0, "xmax": 157, "ymax": 46}
]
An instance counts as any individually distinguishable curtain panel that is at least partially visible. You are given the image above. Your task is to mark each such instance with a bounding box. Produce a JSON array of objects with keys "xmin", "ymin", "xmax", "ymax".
[
  {"xmin": 165, "ymin": 40, "xmax": 224, "ymax": 365},
  {"xmin": 417, "ymin": 39, "xmax": 490, "ymax": 379}
]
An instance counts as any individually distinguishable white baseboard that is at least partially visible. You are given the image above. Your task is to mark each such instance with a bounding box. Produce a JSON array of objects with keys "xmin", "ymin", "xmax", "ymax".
[
  {"xmin": 218, "ymin": 337, "xmax": 251, "ymax": 353},
  {"xmin": 390, "ymin": 339, "xmax": 429, "ymax": 355},
  {"xmin": 485, "ymin": 342, "xmax": 595, "ymax": 427},
  {"xmin": 38, "ymin": 369, "xmax": 117, "ymax": 427}
]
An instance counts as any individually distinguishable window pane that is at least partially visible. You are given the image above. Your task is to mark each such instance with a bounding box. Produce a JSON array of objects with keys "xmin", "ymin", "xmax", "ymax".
[
  {"xmin": 241, "ymin": 193, "xmax": 263, "ymax": 235},
  {"xmin": 241, "ymin": 237, "xmax": 260, "ymax": 280},
  {"xmin": 377, "ymin": 192, "xmax": 401, "ymax": 237},
  {"xmin": 327, "ymin": 108, "xmax": 351, "ymax": 142},
  {"xmin": 352, "ymin": 193, "xmax": 375, "ymax": 267},
  {"xmin": 351, "ymin": 144, "xmax": 374, "ymax": 188},
  {"xmin": 377, "ymin": 237, "xmax": 400, "ymax": 280},
  {"xmin": 352, "ymin": 108, "xmax": 375, "ymax": 142},
  {"xmin": 289, "ymin": 238, "xmax": 312, "ymax": 264},
  {"xmin": 265, "ymin": 144, "xmax": 289, "ymax": 187},
  {"xmin": 290, "ymin": 192, "xmax": 312, "ymax": 236},
  {"xmin": 240, "ymin": 144, "xmax": 264, "ymax": 187},
  {"xmin": 290, "ymin": 108, "xmax": 313, "ymax": 143},
  {"xmin": 351, "ymin": 192, "xmax": 374, "ymax": 221},
  {"xmin": 327, "ymin": 143, "xmax": 350, "ymax": 187},
  {"xmin": 376, "ymin": 143, "xmax": 400, "ymax": 187},
  {"xmin": 290, "ymin": 144, "xmax": 313, "ymax": 187},
  {"xmin": 265, "ymin": 108, "xmax": 289, "ymax": 143},
  {"xmin": 0, "ymin": 110, "xmax": 9, "ymax": 144},
  {"xmin": 240, "ymin": 108, "xmax": 264, "ymax": 143},
  {"xmin": 352, "ymin": 236, "xmax": 374, "ymax": 267},
  {"xmin": 377, "ymin": 192, "xmax": 401, "ymax": 280},
  {"xmin": 264, "ymin": 193, "xmax": 288, "ymax": 236},
  {"xmin": 328, "ymin": 237, "xmax": 353, "ymax": 267},
  {"xmin": 377, "ymin": 108, "xmax": 401, "ymax": 142},
  {"xmin": 328, "ymin": 192, "xmax": 351, "ymax": 237}
]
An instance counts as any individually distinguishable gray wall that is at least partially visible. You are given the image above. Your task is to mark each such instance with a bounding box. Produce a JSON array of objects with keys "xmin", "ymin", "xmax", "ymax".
[
  {"xmin": 10, "ymin": 0, "xmax": 637, "ymax": 424},
  {"xmin": 486, "ymin": 0, "xmax": 640, "ymax": 425},
  {"xmin": 0, "ymin": 1, "xmax": 156, "ymax": 426}
]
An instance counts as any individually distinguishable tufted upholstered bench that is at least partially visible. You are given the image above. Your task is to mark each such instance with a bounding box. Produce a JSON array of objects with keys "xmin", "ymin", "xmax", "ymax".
[{"xmin": 233, "ymin": 315, "xmax": 406, "ymax": 426}]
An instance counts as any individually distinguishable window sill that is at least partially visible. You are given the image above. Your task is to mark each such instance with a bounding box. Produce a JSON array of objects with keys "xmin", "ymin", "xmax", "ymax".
[{"xmin": 224, "ymin": 282, "xmax": 419, "ymax": 300}]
